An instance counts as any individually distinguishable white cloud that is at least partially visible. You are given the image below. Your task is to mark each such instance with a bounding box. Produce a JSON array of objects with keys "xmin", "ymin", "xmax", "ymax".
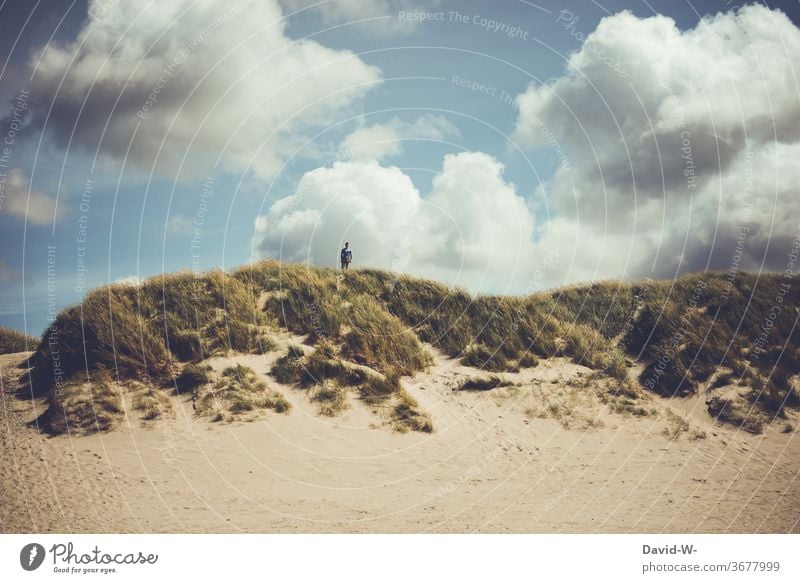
[
  {"xmin": 338, "ymin": 115, "xmax": 459, "ymax": 162},
  {"xmin": 0, "ymin": 168, "xmax": 59, "ymax": 226},
  {"xmin": 514, "ymin": 5, "xmax": 800, "ymax": 284},
  {"xmin": 28, "ymin": 0, "xmax": 381, "ymax": 182},
  {"xmin": 253, "ymin": 151, "xmax": 536, "ymax": 292},
  {"xmin": 279, "ymin": 0, "xmax": 421, "ymax": 36}
]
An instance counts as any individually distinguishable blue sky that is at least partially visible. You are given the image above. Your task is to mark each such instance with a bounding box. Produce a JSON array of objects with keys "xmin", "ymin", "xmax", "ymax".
[{"xmin": 1, "ymin": 0, "xmax": 799, "ymax": 335}]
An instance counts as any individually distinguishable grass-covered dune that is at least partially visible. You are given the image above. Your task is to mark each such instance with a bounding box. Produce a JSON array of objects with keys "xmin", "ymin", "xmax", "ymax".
[
  {"xmin": 18, "ymin": 261, "xmax": 800, "ymax": 434},
  {"xmin": 0, "ymin": 325, "xmax": 38, "ymax": 354}
]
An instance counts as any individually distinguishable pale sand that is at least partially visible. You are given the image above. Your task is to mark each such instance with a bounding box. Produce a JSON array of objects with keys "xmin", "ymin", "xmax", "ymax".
[{"xmin": 1, "ymin": 347, "xmax": 798, "ymax": 534}]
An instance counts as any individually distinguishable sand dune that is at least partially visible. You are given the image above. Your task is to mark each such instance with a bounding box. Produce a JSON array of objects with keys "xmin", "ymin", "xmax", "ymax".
[{"xmin": 2, "ymin": 346, "xmax": 798, "ymax": 534}]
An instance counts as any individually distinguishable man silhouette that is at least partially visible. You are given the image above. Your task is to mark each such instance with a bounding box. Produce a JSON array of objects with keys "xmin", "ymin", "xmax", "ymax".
[{"xmin": 340, "ymin": 242, "xmax": 352, "ymax": 272}]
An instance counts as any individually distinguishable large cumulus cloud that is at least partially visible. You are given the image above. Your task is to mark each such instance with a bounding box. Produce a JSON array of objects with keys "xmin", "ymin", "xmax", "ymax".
[
  {"xmin": 27, "ymin": 0, "xmax": 381, "ymax": 181},
  {"xmin": 253, "ymin": 151, "xmax": 536, "ymax": 292},
  {"xmin": 516, "ymin": 5, "xmax": 800, "ymax": 284}
]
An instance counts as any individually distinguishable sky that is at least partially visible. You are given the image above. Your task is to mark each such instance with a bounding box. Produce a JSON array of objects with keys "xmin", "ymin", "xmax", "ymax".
[{"xmin": 1, "ymin": 0, "xmax": 799, "ymax": 336}]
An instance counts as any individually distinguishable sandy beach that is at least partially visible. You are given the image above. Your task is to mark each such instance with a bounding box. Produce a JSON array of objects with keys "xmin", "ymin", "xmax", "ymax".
[{"xmin": 2, "ymin": 346, "xmax": 798, "ymax": 534}]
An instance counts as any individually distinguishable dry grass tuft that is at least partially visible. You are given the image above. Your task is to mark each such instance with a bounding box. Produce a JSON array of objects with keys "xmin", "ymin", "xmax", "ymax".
[
  {"xmin": 273, "ymin": 349, "xmax": 367, "ymax": 388},
  {"xmin": 391, "ymin": 389, "xmax": 433, "ymax": 433},
  {"xmin": 662, "ymin": 409, "xmax": 707, "ymax": 440},
  {"xmin": 44, "ymin": 367, "xmax": 124, "ymax": 435},
  {"xmin": 196, "ymin": 364, "xmax": 290, "ymax": 422},
  {"xmin": 596, "ymin": 378, "xmax": 655, "ymax": 417},
  {"xmin": 310, "ymin": 381, "xmax": 349, "ymax": 417},
  {"xmin": 175, "ymin": 363, "xmax": 212, "ymax": 394},
  {"xmin": 457, "ymin": 374, "xmax": 513, "ymax": 391},
  {"xmin": 359, "ymin": 370, "xmax": 401, "ymax": 404},
  {"xmin": 706, "ymin": 395, "xmax": 763, "ymax": 434},
  {"xmin": 523, "ymin": 382, "xmax": 605, "ymax": 431},
  {"xmin": 130, "ymin": 382, "xmax": 173, "ymax": 422}
]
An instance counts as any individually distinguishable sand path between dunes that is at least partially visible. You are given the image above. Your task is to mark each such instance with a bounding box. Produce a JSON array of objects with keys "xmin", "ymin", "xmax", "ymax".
[{"xmin": 1, "ymin": 348, "xmax": 798, "ymax": 533}]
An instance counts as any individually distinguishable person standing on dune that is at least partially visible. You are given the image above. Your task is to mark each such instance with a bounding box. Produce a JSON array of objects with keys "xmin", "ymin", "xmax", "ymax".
[{"xmin": 340, "ymin": 242, "xmax": 352, "ymax": 272}]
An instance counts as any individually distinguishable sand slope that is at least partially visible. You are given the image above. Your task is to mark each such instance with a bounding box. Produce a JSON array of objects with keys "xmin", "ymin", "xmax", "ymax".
[{"xmin": 1, "ymin": 349, "xmax": 798, "ymax": 533}]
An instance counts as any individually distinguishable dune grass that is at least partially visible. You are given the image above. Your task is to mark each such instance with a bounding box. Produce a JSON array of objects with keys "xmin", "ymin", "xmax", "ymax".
[
  {"xmin": 237, "ymin": 262, "xmax": 432, "ymax": 375},
  {"xmin": 174, "ymin": 363, "xmax": 212, "ymax": 394},
  {"xmin": 22, "ymin": 261, "xmax": 800, "ymax": 434},
  {"xmin": 311, "ymin": 381, "xmax": 349, "ymax": 417},
  {"xmin": 391, "ymin": 389, "xmax": 433, "ymax": 433},
  {"xmin": 24, "ymin": 270, "xmax": 275, "ymax": 396},
  {"xmin": 196, "ymin": 364, "xmax": 290, "ymax": 422},
  {"xmin": 595, "ymin": 379, "xmax": 655, "ymax": 418},
  {"xmin": 706, "ymin": 395, "xmax": 763, "ymax": 434},
  {"xmin": 0, "ymin": 326, "xmax": 37, "ymax": 354},
  {"xmin": 523, "ymin": 381, "xmax": 605, "ymax": 431},
  {"xmin": 130, "ymin": 381, "xmax": 173, "ymax": 422},
  {"xmin": 340, "ymin": 294, "xmax": 433, "ymax": 374},
  {"xmin": 268, "ymin": 341, "xmax": 433, "ymax": 431},
  {"xmin": 272, "ymin": 347, "xmax": 368, "ymax": 388},
  {"xmin": 359, "ymin": 370, "xmax": 402, "ymax": 404},
  {"xmin": 457, "ymin": 374, "xmax": 514, "ymax": 391},
  {"xmin": 25, "ymin": 286, "xmax": 172, "ymax": 397},
  {"xmin": 44, "ymin": 367, "xmax": 124, "ymax": 435},
  {"xmin": 546, "ymin": 271, "xmax": 800, "ymax": 430},
  {"xmin": 662, "ymin": 409, "xmax": 707, "ymax": 440}
]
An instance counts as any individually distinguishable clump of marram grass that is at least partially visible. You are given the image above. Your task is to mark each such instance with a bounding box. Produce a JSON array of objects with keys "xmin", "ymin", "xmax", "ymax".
[
  {"xmin": 240, "ymin": 262, "xmax": 344, "ymax": 339},
  {"xmin": 461, "ymin": 343, "xmax": 513, "ymax": 372},
  {"xmin": 359, "ymin": 369, "xmax": 401, "ymax": 404},
  {"xmin": 310, "ymin": 381, "xmax": 349, "ymax": 417},
  {"xmin": 272, "ymin": 346, "xmax": 367, "ymax": 388},
  {"xmin": 595, "ymin": 378, "xmax": 655, "ymax": 417},
  {"xmin": 746, "ymin": 370, "xmax": 800, "ymax": 418},
  {"xmin": 513, "ymin": 352, "xmax": 540, "ymax": 369},
  {"xmin": 0, "ymin": 326, "xmax": 37, "ymax": 354},
  {"xmin": 130, "ymin": 382, "xmax": 173, "ymax": 422},
  {"xmin": 626, "ymin": 272, "xmax": 800, "ymax": 404},
  {"xmin": 353, "ymin": 368, "xmax": 433, "ymax": 433},
  {"xmin": 270, "ymin": 344, "xmax": 307, "ymax": 384},
  {"xmin": 604, "ymin": 395, "xmax": 653, "ymax": 418},
  {"xmin": 662, "ymin": 409, "xmax": 706, "ymax": 440},
  {"xmin": 298, "ymin": 351, "xmax": 366, "ymax": 387},
  {"xmin": 44, "ymin": 367, "xmax": 124, "ymax": 435},
  {"xmin": 271, "ymin": 355, "xmax": 300, "ymax": 385},
  {"xmin": 706, "ymin": 395, "xmax": 763, "ymax": 434},
  {"xmin": 196, "ymin": 364, "xmax": 290, "ymax": 422},
  {"xmin": 175, "ymin": 363, "xmax": 212, "ymax": 394},
  {"xmin": 378, "ymin": 282, "xmax": 624, "ymax": 377},
  {"xmin": 457, "ymin": 374, "xmax": 513, "ymax": 391},
  {"xmin": 390, "ymin": 389, "xmax": 433, "ymax": 433}
]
